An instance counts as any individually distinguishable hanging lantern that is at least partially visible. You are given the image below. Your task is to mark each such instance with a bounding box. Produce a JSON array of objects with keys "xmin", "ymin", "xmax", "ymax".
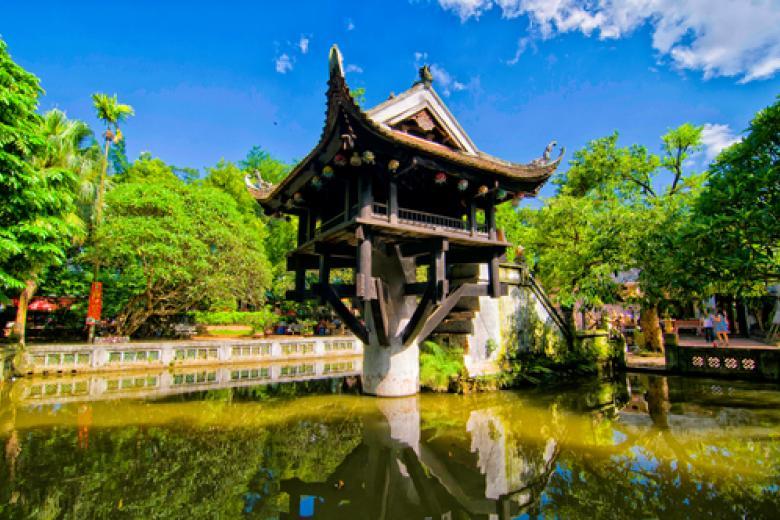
[
  {"xmin": 362, "ymin": 150, "xmax": 375, "ymax": 164},
  {"xmin": 434, "ymin": 172, "xmax": 447, "ymax": 185},
  {"xmin": 293, "ymin": 192, "xmax": 304, "ymax": 203},
  {"xmin": 284, "ymin": 199, "xmax": 294, "ymax": 209},
  {"xmin": 334, "ymin": 154, "xmax": 347, "ymax": 167},
  {"xmin": 350, "ymin": 152, "xmax": 363, "ymax": 167},
  {"xmin": 497, "ymin": 188, "xmax": 507, "ymax": 199},
  {"xmin": 311, "ymin": 176, "xmax": 323, "ymax": 189},
  {"xmin": 478, "ymin": 185, "xmax": 489, "ymax": 196},
  {"xmin": 388, "ymin": 159, "xmax": 400, "ymax": 173},
  {"xmin": 322, "ymin": 165, "xmax": 334, "ymax": 179},
  {"xmin": 457, "ymin": 179, "xmax": 469, "ymax": 191}
]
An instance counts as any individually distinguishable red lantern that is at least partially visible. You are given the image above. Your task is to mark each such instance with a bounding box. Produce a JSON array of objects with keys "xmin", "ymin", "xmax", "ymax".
[
  {"xmin": 434, "ymin": 172, "xmax": 447, "ymax": 185},
  {"xmin": 334, "ymin": 154, "xmax": 347, "ymax": 166}
]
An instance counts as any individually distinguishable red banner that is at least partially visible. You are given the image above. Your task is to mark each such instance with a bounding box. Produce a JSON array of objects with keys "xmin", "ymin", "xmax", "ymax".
[{"xmin": 86, "ymin": 282, "xmax": 103, "ymax": 324}]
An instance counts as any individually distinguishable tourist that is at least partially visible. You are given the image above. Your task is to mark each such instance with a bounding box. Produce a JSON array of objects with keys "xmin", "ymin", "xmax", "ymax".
[
  {"xmin": 714, "ymin": 311, "xmax": 730, "ymax": 347},
  {"xmin": 701, "ymin": 311, "xmax": 714, "ymax": 344}
]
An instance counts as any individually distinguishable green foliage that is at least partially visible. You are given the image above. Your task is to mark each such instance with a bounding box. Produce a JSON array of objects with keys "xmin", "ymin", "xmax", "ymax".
[
  {"xmin": 192, "ymin": 310, "xmax": 276, "ymax": 331},
  {"xmin": 91, "ymin": 92, "xmax": 134, "ymax": 129},
  {"xmin": 350, "ymin": 87, "xmax": 367, "ymax": 107},
  {"xmin": 239, "ymin": 145, "xmax": 290, "ymax": 184},
  {"xmin": 0, "ymin": 39, "xmax": 79, "ymax": 300},
  {"xmin": 686, "ymin": 97, "xmax": 779, "ymax": 292},
  {"xmin": 89, "ymin": 156, "xmax": 271, "ymax": 335},
  {"xmin": 419, "ymin": 340, "xmax": 465, "ymax": 392},
  {"xmin": 501, "ymin": 125, "xmax": 707, "ymax": 323}
]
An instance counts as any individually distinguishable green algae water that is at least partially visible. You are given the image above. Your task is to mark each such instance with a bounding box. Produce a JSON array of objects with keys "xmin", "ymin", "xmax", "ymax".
[{"xmin": 1, "ymin": 371, "xmax": 778, "ymax": 519}]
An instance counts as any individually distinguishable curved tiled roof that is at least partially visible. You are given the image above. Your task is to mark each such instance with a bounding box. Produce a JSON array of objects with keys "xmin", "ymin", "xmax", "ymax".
[{"xmin": 254, "ymin": 45, "xmax": 563, "ymax": 205}]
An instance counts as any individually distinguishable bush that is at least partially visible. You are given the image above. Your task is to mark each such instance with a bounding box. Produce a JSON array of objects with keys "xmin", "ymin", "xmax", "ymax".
[
  {"xmin": 419, "ymin": 341, "xmax": 465, "ymax": 392},
  {"xmin": 192, "ymin": 309, "xmax": 276, "ymax": 333}
]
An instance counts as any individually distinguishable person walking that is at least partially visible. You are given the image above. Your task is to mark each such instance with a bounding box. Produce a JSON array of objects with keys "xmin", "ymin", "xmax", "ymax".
[
  {"xmin": 701, "ymin": 311, "xmax": 715, "ymax": 345},
  {"xmin": 714, "ymin": 311, "xmax": 730, "ymax": 347}
]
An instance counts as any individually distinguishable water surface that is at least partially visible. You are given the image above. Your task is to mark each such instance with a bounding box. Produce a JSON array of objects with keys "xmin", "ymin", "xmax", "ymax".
[{"xmin": 1, "ymin": 370, "xmax": 778, "ymax": 519}]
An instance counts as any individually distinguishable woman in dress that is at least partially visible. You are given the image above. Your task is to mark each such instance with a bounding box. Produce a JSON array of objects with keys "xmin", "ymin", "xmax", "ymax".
[{"xmin": 714, "ymin": 311, "xmax": 730, "ymax": 347}]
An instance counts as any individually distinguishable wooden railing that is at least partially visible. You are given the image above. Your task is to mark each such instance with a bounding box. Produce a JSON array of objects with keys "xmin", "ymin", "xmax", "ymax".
[
  {"xmin": 310, "ymin": 203, "xmax": 490, "ymax": 239},
  {"xmin": 370, "ymin": 203, "xmax": 488, "ymax": 236}
]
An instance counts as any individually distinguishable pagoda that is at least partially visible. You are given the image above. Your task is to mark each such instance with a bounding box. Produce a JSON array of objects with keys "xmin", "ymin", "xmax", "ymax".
[{"xmin": 251, "ymin": 46, "xmax": 563, "ymax": 396}]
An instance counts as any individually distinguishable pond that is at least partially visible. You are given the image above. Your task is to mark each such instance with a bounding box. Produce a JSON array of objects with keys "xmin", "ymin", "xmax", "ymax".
[{"xmin": 0, "ymin": 370, "xmax": 778, "ymax": 519}]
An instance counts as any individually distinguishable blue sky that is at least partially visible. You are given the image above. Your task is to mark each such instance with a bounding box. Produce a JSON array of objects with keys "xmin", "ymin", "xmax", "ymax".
[{"xmin": 2, "ymin": 0, "xmax": 779, "ymax": 199}]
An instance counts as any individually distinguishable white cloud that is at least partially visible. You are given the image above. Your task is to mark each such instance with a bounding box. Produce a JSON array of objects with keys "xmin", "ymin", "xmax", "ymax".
[
  {"xmin": 436, "ymin": 0, "xmax": 780, "ymax": 82},
  {"xmin": 346, "ymin": 18, "xmax": 355, "ymax": 31},
  {"xmin": 700, "ymin": 123, "xmax": 741, "ymax": 160},
  {"xmin": 298, "ymin": 36, "xmax": 309, "ymax": 54},
  {"xmin": 345, "ymin": 64, "xmax": 364, "ymax": 73},
  {"xmin": 275, "ymin": 54, "xmax": 293, "ymax": 74}
]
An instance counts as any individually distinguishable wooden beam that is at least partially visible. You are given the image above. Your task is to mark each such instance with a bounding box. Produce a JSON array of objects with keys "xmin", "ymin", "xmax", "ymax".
[
  {"xmin": 314, "ymin": 242, "xmax": 356, "ymax": 258},
  {"xmin": 399, "ymin": 238, "xmax": 448, "ymax": 258},
  {"xmin": 415, "ymin": 248, "xmax": 505, "ymax": 266},
  {"xmin": 404, "ymin": 282, "xmax": 428, "ymax": 295},
  {"xmin": 416, "ymin": 283, "xmax": 475, "ymax": 342},
  {"xmin": 310, "ymin": 283, "xmax": 356, "ymax": 298},
  {"xmin": 369, "ymin": 278, "xmax": 389, "ymax": 345},
  {"xmin": 287, "ymin": 253, "xmax": 353, "ymax": 270},
  {"xmin": 402, "ymin": 284, "xmax": 436, "ymax": 345},
  {"xmin": 319, "ymin": 283, "xmax": 369, "ymax": 344}
]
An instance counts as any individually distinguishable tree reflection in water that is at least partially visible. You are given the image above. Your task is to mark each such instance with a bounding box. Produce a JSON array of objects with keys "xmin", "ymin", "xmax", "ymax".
[{"xmin": 0, "ymin": 374, "xmax": 778, "ymax": 518}]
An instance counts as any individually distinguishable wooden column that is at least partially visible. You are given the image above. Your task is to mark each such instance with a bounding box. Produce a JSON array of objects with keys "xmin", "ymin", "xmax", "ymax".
[
  {"xmin": 431, "ymin": 239, "xmax": 448, "ymax": 303},
  {"xmin": 388, "ymin": 179, "xmax": 398, "ymax": 224},
  {"xmin": 486, "ymin": 196, "xmax": 496, "ymax": 241},
  {"xmin": 488, "ymin": 253, "xmax": 500, "ymax": 298},
  {"xmin": 307, "ymin": 210, "xmax": 318, "ymax": 241},
  {"xmin": 297, "ymin": 210, "xmax": 308, "ymax": 247},
  {"xmin": 294, "ymin": 256, "xmax": 306, "ymax": 300},
  {"xmin": 469, "ymin": 201, "xmax": 477, "ymax": 236},
  {"xmin": 356, "ymin": 226, "xmax": 374, "ymax": 300},
  {"xmin": 358, "ymin": 174, "xmax": 373, "ymax": 219},
  {"xmin": 343, "ymin": 177, "xmax": 351, "ymax": 221}
]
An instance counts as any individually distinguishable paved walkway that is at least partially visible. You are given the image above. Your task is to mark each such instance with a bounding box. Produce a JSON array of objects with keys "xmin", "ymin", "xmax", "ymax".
[{"xmin": 677, "ymin": 334, "xmax": 777, "ymax": 350}]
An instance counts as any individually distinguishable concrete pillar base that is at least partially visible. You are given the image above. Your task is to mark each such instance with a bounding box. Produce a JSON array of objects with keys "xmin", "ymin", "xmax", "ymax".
[{"xmin": 362, "ymin": 340, "xmax": 419, "ymax": 397}]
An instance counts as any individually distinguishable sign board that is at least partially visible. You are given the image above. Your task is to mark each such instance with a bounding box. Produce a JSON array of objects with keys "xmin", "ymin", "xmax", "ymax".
[{"xmin": 86, "ymin": 282, "xmax": 102, "ymax": 324}]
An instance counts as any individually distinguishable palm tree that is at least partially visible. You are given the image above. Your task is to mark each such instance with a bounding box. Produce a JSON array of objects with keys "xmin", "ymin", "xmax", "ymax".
[
  {"xmin": 87, "ymin": 93, "xmax": 133, "ymax": 341},
  {"xmin": 12, "ymin": 110, "xmax": 98, "ymax": 344},
  {"xmin": 91, "ymin": 93, "xmax": 134, "ymax": 226}
]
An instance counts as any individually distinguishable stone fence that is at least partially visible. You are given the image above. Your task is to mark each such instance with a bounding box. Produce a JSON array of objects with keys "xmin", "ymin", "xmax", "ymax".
[
  {"xmin": 665, "ymin": 344, "xmax": 779, "ymax": 381},
  {"xmin": 7, "ymin": 356, "xmax": 362, "ymax": 405},
  {"xmin": 10, "ymin": 336, "xmax": 362, "ymax": 376}
]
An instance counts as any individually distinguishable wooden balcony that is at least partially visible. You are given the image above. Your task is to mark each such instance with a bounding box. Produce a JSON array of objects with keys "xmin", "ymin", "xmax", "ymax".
[{"xmin": 305, "ymin": 201, "xmax": 504, "ymax": 249}]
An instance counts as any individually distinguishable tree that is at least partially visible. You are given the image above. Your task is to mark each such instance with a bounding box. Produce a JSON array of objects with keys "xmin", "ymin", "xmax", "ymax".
[
  {"xmin": 89, "ymin": 157, "xmax": 271, "ymax": 335},
  {"xmin": 687, "ymin": 97, "xmax": 779, "ymax": 293},
  {"xmin": 236, "ymin": 147, "xmax": 296, "ymax": 298},
  {"xmin": 0, "ymin": 39, "xmax": 80, "ymax": 345},
  {"xmin": 501, "ymin": 126, "xmax": 706, "ymax": 351}
]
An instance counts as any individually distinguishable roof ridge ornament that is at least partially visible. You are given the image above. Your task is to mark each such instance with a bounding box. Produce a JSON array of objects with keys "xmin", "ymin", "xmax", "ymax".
[
  {"xmin": 329, "ymin": 44, "xmax": 345, "ymax": 79},
  {"xmin": 531, "ymin": 140, "xmax": 566, "ymax": 166},
  {"xmin": 244, "ymin": 169, "xmax": 275, "ymax": 199},
  {"xmin": 416, "ymin": 64, "xmax": 434, "ymax": 87}
]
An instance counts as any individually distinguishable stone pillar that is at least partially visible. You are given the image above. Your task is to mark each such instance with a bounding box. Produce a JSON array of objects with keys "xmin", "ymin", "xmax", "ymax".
[{"xmin": 362, "ymin": 245, "xmax": 420, "ymax": 397}]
